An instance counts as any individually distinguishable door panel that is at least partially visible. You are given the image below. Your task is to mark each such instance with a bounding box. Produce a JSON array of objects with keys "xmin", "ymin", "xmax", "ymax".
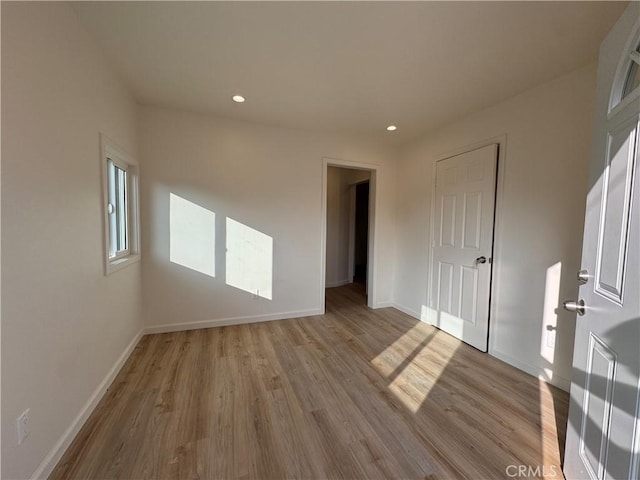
[
  {"xmin": 564, "ymin": 4, "xmax": 640, "ymax": 479},
  {"xmin": 440, "ymin": 194, "xmax": 456, "ymax": 246},
  {"xmin": 580, "ymin": 333, "xmax": 617, "ymax": 479},
  {"xmin": 459, "ymin": 266, "xmax": 478, "ymax": 324},
  {"xmin": 430, "ymin": 143, "xmax": 498, "ymax": 352},
  {"xmin": 596, "ymin": 120, "xmax": 637, "ymax": 303},
  {"xmin": 438, "ymin": 261, "xmax": 454, "ymax": 314},
  {"xmin": 462, "ymin": 192, "xmax": 482, "ymax": 249}
]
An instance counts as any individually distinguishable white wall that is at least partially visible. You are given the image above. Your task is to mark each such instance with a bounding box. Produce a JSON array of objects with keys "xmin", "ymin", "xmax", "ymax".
[
  {"xmin": 1, "ymin": 3, "xmax": 142, "ymax": 479},
  {"xmin": 0, "ymin": 4, "xmax": 603, "ymax": 477},
  {"xmin": 140, "ymin": 106, "xmax": 396, "ymax": 330},
  {"xmin": 325, "ymin": 167, "xmax": 371, "ymax": 287},
  {"xmin": 394, "ymin": 64, "xmax": 597, "ymax": 391}
]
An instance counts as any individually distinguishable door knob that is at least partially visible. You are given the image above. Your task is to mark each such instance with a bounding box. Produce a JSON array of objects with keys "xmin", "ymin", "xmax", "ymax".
[
  {"xmin": 563, "ymin": 299, "xmax": 586, "ymax": 316},
  {"xmin": 476, "ymin": 256, "xmax": 487, "ymax": 264}
]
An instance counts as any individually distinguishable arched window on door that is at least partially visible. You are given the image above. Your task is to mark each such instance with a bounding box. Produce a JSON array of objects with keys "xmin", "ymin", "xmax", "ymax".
[{"xmin": 609, "ymin": 28, "xmax": 640, "ymax": 113}]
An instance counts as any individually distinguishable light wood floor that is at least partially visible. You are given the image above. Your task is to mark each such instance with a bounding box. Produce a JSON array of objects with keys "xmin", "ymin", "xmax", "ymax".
[{"xmin": 51, "ymin": 284, "xmax": 568, "ymax": 479}]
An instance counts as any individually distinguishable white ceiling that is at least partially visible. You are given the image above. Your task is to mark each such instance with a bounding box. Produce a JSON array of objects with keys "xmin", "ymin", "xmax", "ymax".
[{"xmin": 73, "ymin": 1, "xmax": 628, "ymax": 144}]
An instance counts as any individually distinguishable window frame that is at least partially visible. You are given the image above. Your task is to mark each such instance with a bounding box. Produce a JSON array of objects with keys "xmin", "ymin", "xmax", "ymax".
[
  {"xmin": 609, "ymin": 27, "xmax": 640, "ymax": 116},
  {"xmin": 101, "ymin": 134, "xmax": 140, "ymax": 275},
  {"xmin": 107, "ymin": 156, "xmax": 130, "ymax": 260}
]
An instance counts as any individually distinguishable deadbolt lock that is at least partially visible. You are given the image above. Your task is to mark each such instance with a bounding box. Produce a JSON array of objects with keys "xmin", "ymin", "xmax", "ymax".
[{"xmin": 577, "ymin": 269, "xmax": 589, "ymax": 285}]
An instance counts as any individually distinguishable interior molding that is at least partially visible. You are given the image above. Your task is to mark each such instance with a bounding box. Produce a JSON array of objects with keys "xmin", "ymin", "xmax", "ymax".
[
  {"xmin": 391, "ymin": 302, "xmax": 422, "ymax": 320},
  {"xmin": 390, "ymin": 300, "xmax": 571, "ymax": 392},
  {"xmin": 490, "ymin": 349, "xmax": 571, "ymax": 392},
  {"xmin": 30, "ymin": 329, "xmax": 144, "ymax": 480},
  {"xmin": 630, "ymin": 375, "xmax": 640, "ymax": 480},
  {"xmin": 425, "ymin": 134, "xmax": 508, "ymax": 346},
  {"xmin": 30, "ymin": 297, "xmax": 570, "ymax": 479},
  {"xmin": 320, "ymin": 157, "xmax": 380, "ymax": 312},
  {"xmin": 325, "ymin": 279, "xmax": 351, "ymax": 288},
  {"xmin": 31, "ymin": 306, "xmax": 319, "ymax": 478},
  {"xmin": 144, "ymin": 308, "xmax": 324, "ymax": 335}
]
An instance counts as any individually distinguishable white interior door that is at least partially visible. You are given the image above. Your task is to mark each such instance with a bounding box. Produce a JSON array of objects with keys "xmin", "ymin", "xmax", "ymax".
[
  {"xmin": 429, "ymin": 144, "xmax": 498, "ymax": 352},
  {"xmin": 564, "ymin": 4, "xmax": 640, "ymax": 480}
]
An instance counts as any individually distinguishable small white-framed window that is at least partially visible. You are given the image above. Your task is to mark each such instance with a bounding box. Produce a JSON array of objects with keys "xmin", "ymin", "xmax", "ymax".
[
  {"xmin": 622, "ymin": 45, "xmax": 640, "ymax": 99},
  {"xmin": 609, "ymin": 28, "xmax": 640, "ymax": 114},
  {"xmin": 101, "ymin": 134, "xmax": 140, "ymax": 275}
]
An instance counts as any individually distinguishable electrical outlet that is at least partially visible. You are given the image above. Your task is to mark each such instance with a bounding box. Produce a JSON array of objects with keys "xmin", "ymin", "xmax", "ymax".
[
  {"xmin": 546, "ymin": 329, "xmax": 556, "ymax": 349},
  {"xmin": 17, "ymin": 409, "xmax": 30, "ymax": 445}
]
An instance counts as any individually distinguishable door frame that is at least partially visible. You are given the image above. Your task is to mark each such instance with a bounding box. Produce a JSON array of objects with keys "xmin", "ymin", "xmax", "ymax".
[
  {"xmin": 321, "ymin": 157, "xmax": 379, "ymax": 310},
  {"xmin": 425, "ymin": 135, "xmax": 507, "ymax": 354}
]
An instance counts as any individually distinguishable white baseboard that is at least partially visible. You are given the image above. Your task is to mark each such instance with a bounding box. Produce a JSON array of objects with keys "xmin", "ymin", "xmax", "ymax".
[
  {"xmin": 390, "ymin": 302, "xmax": 422, "ymax": 320},
  {"xmin": 144, "ymin": 308, "xmax": 324, "ymax": 335},
  {"xmin": 30, "ymin": 307, "xmax": 323, "ymax": 478},
  {"xmin": 372, "ymin": 300, "xmax": 394, "ymax": 308},
  {"xmin": 31, "ymin": 329, "xmax": 144, "ymax": 480},
  {"xmin": 30, "ymin": 302, "xmax": 569, "ymax": 480},
  {"xmin": 325, "ymin": 279, "xmax": 351, "ymax": 288},
  {"xmin": 390, "ymin": 302, "xmax": 572, "ymax": 393},
  {"xmin": 31, "ymin": 309, "xmax": 323, "ymax": 480},
  {"xmin": 489, "ymin": 349, "xmax": 571, "ymax": 392}
]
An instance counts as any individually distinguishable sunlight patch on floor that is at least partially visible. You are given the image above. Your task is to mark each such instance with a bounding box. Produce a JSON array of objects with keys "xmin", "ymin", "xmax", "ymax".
[
  {"xmin": 387, "ymin": 342, "xmax": 458, "ymax": 413},
  {"xmin": 538, "ymin": 380, "xmax": 562, "ymax": 469},
  {"xmin": 373, "ymin": 323, "xmax": 458, "ymax": 413},
  {"xmin": 372, "ymin": 323, "xmax": 428, "ymax": 377}
]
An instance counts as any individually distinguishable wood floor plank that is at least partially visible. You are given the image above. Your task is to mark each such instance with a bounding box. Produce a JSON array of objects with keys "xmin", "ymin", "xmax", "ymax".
[{"xmin": 50, "ymin": 283, "xmax": 569, "ymax": 480}]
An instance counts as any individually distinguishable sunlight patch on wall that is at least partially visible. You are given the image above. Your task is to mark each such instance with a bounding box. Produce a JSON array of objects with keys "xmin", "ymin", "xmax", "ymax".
[
  {"xmin": 169, "ymin": 193, "xmax": 216, "ymax": 278},
  {"xmin": 540, "ymin": 262, "xmax": 562, "ymax": 382},
  {"xmin": 226, "ymin": 217, "xmax": 273, "ymax": 300}
]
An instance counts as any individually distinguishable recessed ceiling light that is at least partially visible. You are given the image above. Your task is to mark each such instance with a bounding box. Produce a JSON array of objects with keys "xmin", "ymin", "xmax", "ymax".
[
  {"xmin": 387, "ymin": 125, "xmax": 397, "ymax": 131},
  {"xmin": 232, "ymin": 95, "xmax": 245, "ymax": 103}
]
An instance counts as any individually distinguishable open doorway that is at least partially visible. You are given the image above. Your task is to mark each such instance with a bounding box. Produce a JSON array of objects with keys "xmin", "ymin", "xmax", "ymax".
[
  {"xmin": 321, "ymin": 159, "xmax": 376, "ymax": 310},
  {"xmin": 352, "ymin": 180, "xmax": 369, "ymax": 288}
]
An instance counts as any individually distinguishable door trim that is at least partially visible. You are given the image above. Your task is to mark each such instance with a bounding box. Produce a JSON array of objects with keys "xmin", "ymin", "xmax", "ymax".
[
  {"xmin": 320, "ymin": 157, "xmax": 379, "ymax": 310},
  {"xmin": 631, "ymin": 374, "xmax": 640, "ymax": 480},
  {"xmin": 426, "ymin": 135, "xmax": 507, "ymax": 354}
]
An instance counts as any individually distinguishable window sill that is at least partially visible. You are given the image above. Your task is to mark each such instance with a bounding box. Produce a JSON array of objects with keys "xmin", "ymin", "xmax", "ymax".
[{"xmin": 105, "ymin": 253, "xmax": 141, "ymax": 276}]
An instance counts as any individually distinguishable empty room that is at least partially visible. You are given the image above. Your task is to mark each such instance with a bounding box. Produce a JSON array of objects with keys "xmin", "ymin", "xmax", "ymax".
[{"xmin": 2, "ymin": 1, "xmax": 639, "ymax": 479}]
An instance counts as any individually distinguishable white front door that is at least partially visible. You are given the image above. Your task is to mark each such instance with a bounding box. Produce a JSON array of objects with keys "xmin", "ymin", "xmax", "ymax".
[
  {"xmin": 564, "ymin": 4, "xmax": 640, "ymax": 480},
  {"xmin": 429, "ymin": 144, "xmax": 498, "ymax": 352}
]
